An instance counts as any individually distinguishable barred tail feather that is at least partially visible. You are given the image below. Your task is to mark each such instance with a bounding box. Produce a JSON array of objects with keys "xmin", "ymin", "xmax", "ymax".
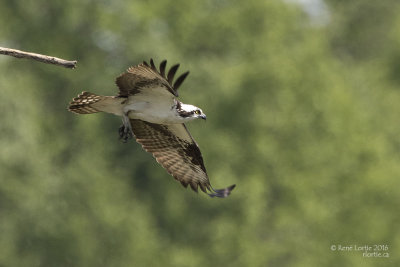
[{"xmin": 68, "ymin": 91, "xmax": 105, "ymax": 114}]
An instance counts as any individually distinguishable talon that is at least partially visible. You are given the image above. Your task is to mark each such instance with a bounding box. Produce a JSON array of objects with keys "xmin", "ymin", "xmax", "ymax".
[
  {"xmin": 118, "ymin": 125, "xmax": 124, "ymax": 137},
  {"xmin": 118, "ymin": 124, "xmax": 132, "ymax": 143},
  {"xmin": 119, "ymin": 112, "xmax": 133, "ymax": 143}
]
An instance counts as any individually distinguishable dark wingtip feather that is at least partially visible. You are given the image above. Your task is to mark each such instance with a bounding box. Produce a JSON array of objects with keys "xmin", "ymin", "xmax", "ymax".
[
  {"xmin": 150, "ymin": 58, "xmax": 156, "ymax": 71},
  {"xmin": 208, "ymin": 184, "xmax": 236, "ymax": 198},
  {"xmin": 190, "ymin": 183, "xmax": 199, "ymax": 192},
  {"xmin": 199, "ymin": 183, "xmax": 207, "ymax": 194},
  {"xmin": 167, "ymin": 64, "xmax": 180, "ymax": 84},
  {"xmin": 159, "ymin": 60, "xmax": 167, "ymax": 77},
  {"xmin": 180, "ymin": 181, "xmax": 189, "ymax": 188},
  {"xmin": 173, "ymin": 71, "xmax": 189, "ymax": 90}
]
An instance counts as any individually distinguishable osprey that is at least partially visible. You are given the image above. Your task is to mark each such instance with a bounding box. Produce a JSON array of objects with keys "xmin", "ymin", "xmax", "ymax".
[{"xmin": 68, "ymin": 59, "xmax": 235, "ymax": 198}]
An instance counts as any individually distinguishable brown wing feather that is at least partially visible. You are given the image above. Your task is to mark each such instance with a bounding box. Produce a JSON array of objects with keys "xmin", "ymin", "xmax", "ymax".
[
  {"xmin": 130, "ymin": 119, "xmax": 235, "ymax": 197},
  {"xmin": 115, "ymin": 62, "xmax": 173, "ymax": 97},
  {"xmin": 115, "ymin": 59, "xmax": 190, "ymax": 98}
]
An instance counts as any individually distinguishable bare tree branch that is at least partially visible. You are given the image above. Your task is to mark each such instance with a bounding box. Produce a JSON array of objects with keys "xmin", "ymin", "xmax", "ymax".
[{"xmin": 0, "ymin": 47, "xmax": 77, "ymax": 69}]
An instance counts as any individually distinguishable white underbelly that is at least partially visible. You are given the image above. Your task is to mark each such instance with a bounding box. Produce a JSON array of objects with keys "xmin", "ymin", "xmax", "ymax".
[
  {"xmin": 124, "ymin": 98, "xmax": 181, "ymax": 124},
  {"xmin": 128, "ymin": 112, "xmax": 181, "ymax": 124}
]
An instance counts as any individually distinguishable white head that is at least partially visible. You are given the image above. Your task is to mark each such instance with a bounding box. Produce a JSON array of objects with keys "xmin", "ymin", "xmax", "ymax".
[{"xmin": 176, "ymin": 102, "xmax": 207, "ymax": 121}]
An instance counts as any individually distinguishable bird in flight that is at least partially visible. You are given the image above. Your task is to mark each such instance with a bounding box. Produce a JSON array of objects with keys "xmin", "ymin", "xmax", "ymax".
[{"xmin": 68, "ymin": 59, "xmax": 235, "ymax": 198}]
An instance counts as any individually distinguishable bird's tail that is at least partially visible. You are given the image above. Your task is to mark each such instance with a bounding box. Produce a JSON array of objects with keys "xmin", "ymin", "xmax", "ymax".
[{"xmin": 68, "ymin": 91, "xmax": 106, "ymax": 114}]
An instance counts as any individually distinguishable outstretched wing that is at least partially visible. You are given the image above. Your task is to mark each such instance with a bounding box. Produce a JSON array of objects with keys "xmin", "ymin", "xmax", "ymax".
[
  {"xmin": 116, "ymin": 59, "xmax": 190, "ymax": 98},
  {"xmin": 130, "ymin": 119, "xmax": 235, "ymax": 198}
]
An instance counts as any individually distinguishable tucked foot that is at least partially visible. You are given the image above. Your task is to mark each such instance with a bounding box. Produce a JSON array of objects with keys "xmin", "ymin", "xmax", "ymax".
[{"xmin": 119, "ymin": 124, "xmax": 133, "ymax": 143}]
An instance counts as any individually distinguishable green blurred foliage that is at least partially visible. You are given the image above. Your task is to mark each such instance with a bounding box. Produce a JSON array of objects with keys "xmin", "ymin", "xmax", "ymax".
[{"xmin": 0, "ymin": 0, "xmax": 399, "ymax": 266}]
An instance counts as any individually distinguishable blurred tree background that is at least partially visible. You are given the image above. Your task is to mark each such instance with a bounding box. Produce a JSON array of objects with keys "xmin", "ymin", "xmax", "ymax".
[{"xmin": 0, "ymin": 0, "xmax": 399, "ymax": 266}]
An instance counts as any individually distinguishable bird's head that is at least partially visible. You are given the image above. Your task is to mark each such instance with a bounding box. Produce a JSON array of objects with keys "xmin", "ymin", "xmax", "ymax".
[{"xmin": 177, "ymin": 102, "xmax": 207, "ymax": 121}]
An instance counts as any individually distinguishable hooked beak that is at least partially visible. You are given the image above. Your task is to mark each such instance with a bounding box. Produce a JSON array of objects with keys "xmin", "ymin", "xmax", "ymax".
[{"xmin": 200, "ymin": 114, "xmax": 207, "ymax": 120}]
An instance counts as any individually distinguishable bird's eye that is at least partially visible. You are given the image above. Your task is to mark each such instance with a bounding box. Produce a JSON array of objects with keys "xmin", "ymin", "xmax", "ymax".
[{"xmin": 195, "ymin": 110, "xmax": 201, "ymax": 115}]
